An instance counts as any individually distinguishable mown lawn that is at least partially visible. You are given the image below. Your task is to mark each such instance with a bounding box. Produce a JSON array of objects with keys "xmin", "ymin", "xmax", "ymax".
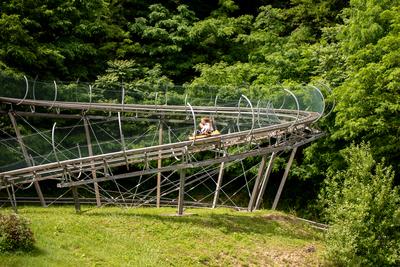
[{"xmin": 0, "ymin": 206, "xmax": 325, "ymax": 266}]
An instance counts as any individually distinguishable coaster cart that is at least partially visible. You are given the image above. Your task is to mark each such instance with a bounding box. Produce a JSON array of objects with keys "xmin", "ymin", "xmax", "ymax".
[{"xmin": 189, "ymin": 129, "xmax": 221, "ymax": 140}]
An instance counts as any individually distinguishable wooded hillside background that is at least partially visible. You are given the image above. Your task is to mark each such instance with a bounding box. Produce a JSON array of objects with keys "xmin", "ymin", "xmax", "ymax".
[{"xmin": 1, "ymin": 0, "xmax": 399, "ymax": 217}]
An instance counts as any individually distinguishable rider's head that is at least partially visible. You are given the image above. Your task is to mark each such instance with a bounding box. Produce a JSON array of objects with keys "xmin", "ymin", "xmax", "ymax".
[{"xmin": 201, "ymin": 117, "xmax": 210, "ymax": 124}]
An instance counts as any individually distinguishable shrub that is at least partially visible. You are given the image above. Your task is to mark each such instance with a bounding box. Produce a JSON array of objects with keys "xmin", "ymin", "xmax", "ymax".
[
  {"xmin": 0, "ymin": 213, "xmax": 35, "ymax": 252},
  {"xmin": 319, "ymin": 144, "xmax": 400, "ymax": 266}
]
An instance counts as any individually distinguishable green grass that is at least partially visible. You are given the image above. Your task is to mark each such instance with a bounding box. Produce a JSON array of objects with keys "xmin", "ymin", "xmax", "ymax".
[{"xmin": 0, "ymin": 206, "xmax": 325, "ymax": 266}]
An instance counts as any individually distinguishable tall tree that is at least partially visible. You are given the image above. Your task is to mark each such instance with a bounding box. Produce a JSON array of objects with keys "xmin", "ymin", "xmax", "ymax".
[
  {"xmin": 320, "ymin": 144, "xmax": 400, "ymax": 265},
  {"xmin": 121, "ymin": 4, "xmax": 197, "ymax": 83},
  {"xmin": 0, "ymin": 0, "xmax": 125, "ymax": 80},
  {"xmin": 332, "ymin": 0, "xmax": 400, "ymax": 174}
]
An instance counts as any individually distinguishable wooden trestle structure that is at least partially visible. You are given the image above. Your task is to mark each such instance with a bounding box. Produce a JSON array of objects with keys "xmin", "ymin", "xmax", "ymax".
[{"xmin": 0, "ymin": 90, "xmax": 324, "ymax": 215}]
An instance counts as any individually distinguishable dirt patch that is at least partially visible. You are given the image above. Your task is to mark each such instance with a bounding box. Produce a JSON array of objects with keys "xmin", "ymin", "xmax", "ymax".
[
  {"xmin": 262, "ymin": 213, "xmax": 299, "ymax": 223},
  {"xmin": 262, "ymin": 214, "xmax": 328, "ymax": 232},
  {"xmin": 257, "ymin": 245, "xmax": 321, "ymax": 267},
  {"xmin": 212, "ymin": 245, "xmax": 322, "ymax": 266}
]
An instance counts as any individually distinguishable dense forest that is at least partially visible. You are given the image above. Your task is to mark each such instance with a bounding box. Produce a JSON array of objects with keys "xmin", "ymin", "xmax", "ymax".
[{"xmin": 1, "ymin": 0, "xmax": 399, "ymax": 264}]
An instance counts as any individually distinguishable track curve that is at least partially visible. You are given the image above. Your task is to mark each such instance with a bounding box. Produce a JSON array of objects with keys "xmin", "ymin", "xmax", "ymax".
[
  {"xmin": 0, "ymin": 78, "xmax": 327, "ymax": 211},
  {"xmin": 0, "ymin": 97, "xmax": 321, "ymax": 186}
]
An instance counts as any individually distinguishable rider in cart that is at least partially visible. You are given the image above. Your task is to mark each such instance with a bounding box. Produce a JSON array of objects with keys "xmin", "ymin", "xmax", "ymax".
[
  {"xmin": 190, "ymin": 117, "xmax": 220, "ymax": 140},
  {"xmin": 198, "ymin": 116, "xmax": 214, "ymax": 135}
]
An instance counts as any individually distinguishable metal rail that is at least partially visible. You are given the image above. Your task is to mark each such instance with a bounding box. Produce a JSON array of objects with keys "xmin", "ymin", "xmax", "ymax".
[
  {"xmin": 0, "ymin": 97, "xmax": 310, "ymax": 120},
  {"xmin": 0, "ymin": 97, "xmax": 322, "ymax": 191},
  {"xmin": 0, "ymin": 76, "xmax": 330, "ymax": 215}
]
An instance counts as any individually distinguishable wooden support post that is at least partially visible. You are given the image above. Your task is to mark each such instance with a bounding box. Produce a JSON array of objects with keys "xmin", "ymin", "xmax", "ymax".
[
  {"xmin": 255, "ymin": 152, "xmax": 277, "ymax": 210},
  {"xmin": 272, "ymin": 147, "xmax": 297, "ymax": 210},
  {"xmin": 11, "ymin": 183, "xmax": 18, "ymax": 213},
  {"xmin": 71, "ymin": 186, "xmax": 81, "ymax": 213},
  {"xmin": 117, "ymin": 112, "xmax": 129, "ymax": 170},
  {"xmin": 177, "ymin": 169, "xmax": 186, "ymax": 215},
  {"xmin": 30, "ymin": 157, "xmax": 46, "ymax": 207},
  {"xmin": 8, "ymin": 112, "xmax": 46, "ymax": 207},
  {"xmin": 212, "ymin": 129, "xmax": 229, "ymax": 209},
  {"xmin": 5, "ymin": 182, "xmax": 18, "ymax": 213},
  {"xmin": 247, "ymin": 155, "xmax": 268, "ymax": 211},
  {"xmin": 212, "ymin": 159, "xmax": 225, "ymax": 209},
  {"xmin": 157, "ymin": 119, "xmax": 163, "ymax": 208},
  {"xmin": 83, "ymin": 117, "xmax": 101, "ymax": 207}
]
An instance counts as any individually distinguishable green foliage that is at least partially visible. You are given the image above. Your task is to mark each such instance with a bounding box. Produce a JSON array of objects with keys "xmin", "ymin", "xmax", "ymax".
[
  {"xmin": 0, "ymin": 0, "xmax": 348, "ymax": 85},
  {"xmin": 320, "ymin": 144, "xmax": 400, "ymax": 266},
  {"xmin": 287, "ymin": 0, "xmax": 347, "ymax": 34},
  {"xmin": 332, "ymin": 0, "xmax": 400, "ymax": 172},
  {"xmin": 94, "ymin": 59, "xmax": 173, "ymax": 103},
  {"xmin": 0, "ymin": 213, "xmax": 35, "ymax": 252},
  {"xmin": 188, "ymin": 1, "xmax": 343, "ymax": 91},
  {"xmin": 0, "ymin": 0, "xmax": 125, "ymax": 80},
  {"xmin": 123, "ymin": 4, "xmax": 197, "ymax": 82},
  {"xmin": 289, "ymin": 0, "xmax": 400, "ymax": 216},
  {"xmin": 210, "ymin": 0, "xmax": 239, "ymax": 17},
  {"xmin": 189, "ymin": 11, "xmax": 253, "ymax": 66}
]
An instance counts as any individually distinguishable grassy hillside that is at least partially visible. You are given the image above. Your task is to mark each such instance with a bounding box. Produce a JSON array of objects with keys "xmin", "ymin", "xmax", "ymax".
[{"xmin": 0, "ymin": 206, "xmax": 324, "ymax": 266}]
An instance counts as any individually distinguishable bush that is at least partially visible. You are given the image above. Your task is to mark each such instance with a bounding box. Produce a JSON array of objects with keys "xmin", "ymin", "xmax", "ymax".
[
  {"xmin": 319, "ymin": 144, "xmax": 400, "ymax": 266},
  {"xmin": 0, "ymin": 213, "xmax": 35, "ymax": 252}
]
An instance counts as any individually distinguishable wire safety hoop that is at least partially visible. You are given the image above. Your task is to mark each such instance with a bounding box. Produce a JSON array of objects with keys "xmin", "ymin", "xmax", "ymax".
[
  {"xmin": 51, "ymin": 123, "xmax": 61, "ymax": 167},
  {"xmin": 17, "ymin": 76, "xmax": 29, "ymax": 106},
  {"xmin": 30, "ymin": 76, "xmax": 38, "ymax": 113},
  {"xmin": 186, "ymin": 102, "xmax": 196, "ymax": 145},
  {"xmin": 237, "ymin": 94, "xmax": 255, "ymax": 138},
  {"xmin": 283, "ymin": 88, "xmax": 300, "ymax": 127},
  {"xmin": 49, "ymin": 81, "xmax": 58, "ymax": 110}
]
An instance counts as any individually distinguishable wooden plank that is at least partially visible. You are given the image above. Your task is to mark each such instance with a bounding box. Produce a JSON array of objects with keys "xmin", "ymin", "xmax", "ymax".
[
  {"xmin": 0, "ymin": 121, "xmax": 309, "ymax": 178},
  {"xmin": 0, "ymin": 132, "xmax": 321, "ymax": 188},
  {"xmin": 0, "ymin": 96, "xmax": 316, "ymax": 116},
  {"xmin": 2, "ymin": 132, "xmax": 324, "ymax": 189},
  {"xmin": 5, "ymin": 182, "xmax": 18, "ymax": 213},
  {"xmin": 71, "ymin": 186, "xmax": 81, "ymax": 213},
  {"xmin": 56, "ymin": 134, "xmax": 321, "ymax": 188},
  {"xmin": 2, "ymin": 111, "xmax": 194, "ymax": 124}
]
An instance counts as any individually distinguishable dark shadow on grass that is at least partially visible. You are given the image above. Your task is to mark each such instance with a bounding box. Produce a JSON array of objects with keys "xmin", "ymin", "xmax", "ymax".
[
  {"xmin": 14, "ymin": 205, "xmax": 321, "ymax": 241},
  {"xmin": 8, "ymin": 205, "xmax": 73, "ymax": 214},
  {"xmin": 2, "ymin": 246, "xmax": 46, "ymax": 257},
  {"xmin": 83, "ymin": 210, "xmax": 320, "ymax": 241}
]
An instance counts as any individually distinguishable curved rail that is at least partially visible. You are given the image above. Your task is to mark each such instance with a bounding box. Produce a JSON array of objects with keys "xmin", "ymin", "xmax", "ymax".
[
  {"xmin": 29, "ymin": 76, "xmax": 38, "ymax": 113},
  {"xmin": 0, "ymin": 97, "xmax": 305, "ymax": 121},
  {"xmin": 0, "ymin": 96, "xmax": 322, "ymax": 188},
  {"xmin": 186, "ymin": 102, "xmax": 197, "ymax": 144},
  {"xmin": 237, "ymin": 94, "xmax": 255, "ymax": 138},
  {"xmin": 282, "ymin": 88, "xmax": 300, "ymax": 127},
  {"xmin": 49, "ymin": 81, "xmax": 58, "ymax": 110},
  {"xmin": 16, "ymin": 76, "xmax": 29, "ymax": 106},
  {"xmin": 51, "ymin": 122, "xmax": 61, "ymax": 166}
]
